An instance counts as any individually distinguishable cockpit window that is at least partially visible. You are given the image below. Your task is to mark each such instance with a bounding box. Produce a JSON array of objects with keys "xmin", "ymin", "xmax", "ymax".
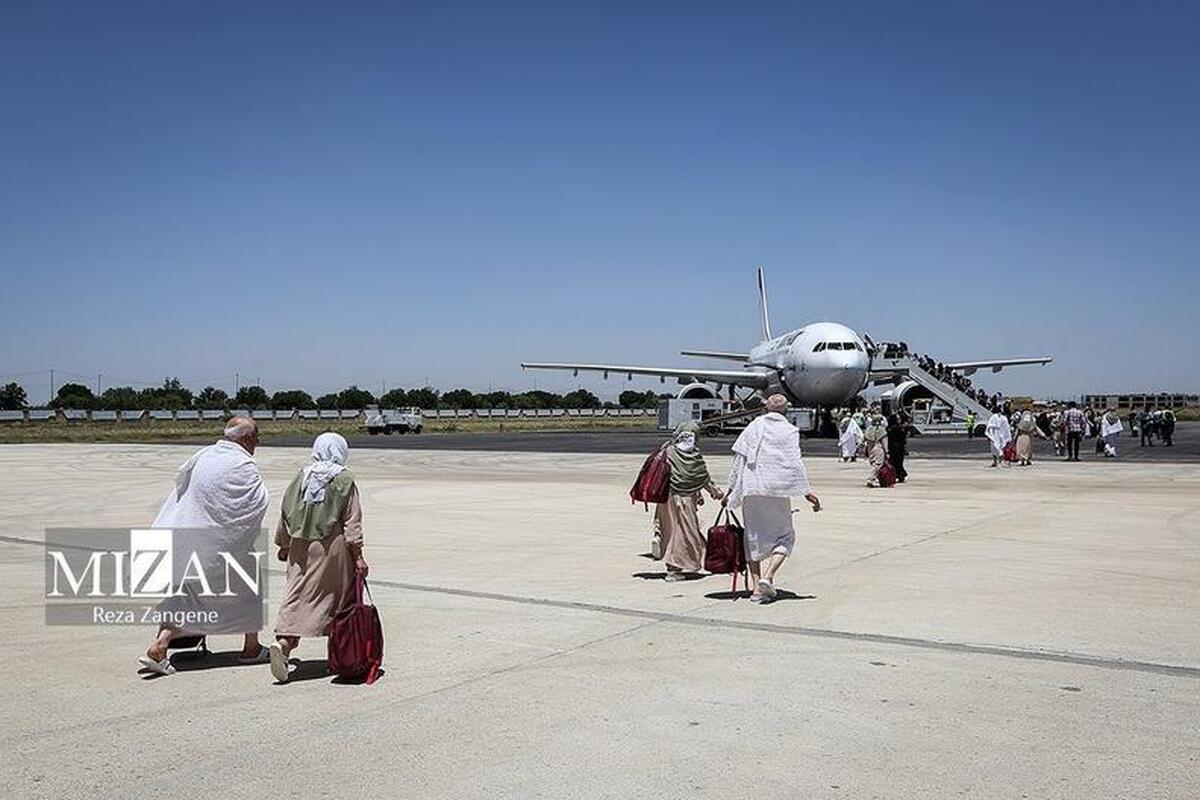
[
  {"xmin": 827, "ymin": 342, "xmax": 844, "ymax": 350},
  {"xmin": 812, "ymin": 342, "xmax": 826, "ymax": 352},
  {"xmin": 842, "ymin": 342, "xmax": 858, "ymax": 351}
]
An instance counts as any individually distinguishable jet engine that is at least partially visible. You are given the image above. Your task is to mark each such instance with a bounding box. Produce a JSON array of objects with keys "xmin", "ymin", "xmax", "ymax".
[{"xmin": 677, "ymin": 382, "xmax": 720, "ymax": 400}]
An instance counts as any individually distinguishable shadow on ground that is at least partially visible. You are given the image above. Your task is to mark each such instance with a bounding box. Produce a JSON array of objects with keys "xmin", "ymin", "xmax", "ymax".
[
  {"xmin": 631, "ymin": 571, "xmax": 707, "ymax": 581},
  {"xmin": 704, "ymin": 589, "xmax": 816, "ymax": 603},
  {"xmin": 138, "ymin": 648, "xmax": 270, "ymax": 680},
  {"xmin": 276, "ymin": 659, "xmax": 385, "ymax": 686}
]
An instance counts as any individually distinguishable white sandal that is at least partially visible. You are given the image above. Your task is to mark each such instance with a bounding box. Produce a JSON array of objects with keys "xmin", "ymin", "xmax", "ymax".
[
  {"xmin": 238, "ymin": 645, "xmax": 271, "ymax": 664},
  {"xmin": 137, "ymin": 655, "xmax": 175, "ymax": 676},
  {"xmin": 269, "ymin": 642, "xmax": 290, "ymax": 683}
]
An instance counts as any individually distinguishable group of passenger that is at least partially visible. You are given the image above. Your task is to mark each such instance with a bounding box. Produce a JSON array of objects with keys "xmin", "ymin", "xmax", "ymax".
[
  {"xmin": 138, "ymin": 418, "xmax": 365, "ymax": 684},
  {"xmin": 983, "ymin": 401, "xmax": 1135, "ymax": 465},
  {"xmin": 136, "ymin": 396, "xmax": 1183, "ymax": 678},
  {"xmin": 650, "ymin": 394, "xmax": 821, "ymax": 603},
  {"xmin": 144, "ymin": 396, "xmax": 828, "ymax": 681},
  {"xmin": 835, "ymin": 407, "xmax": 910, "ymax": 487},
  {"xmin": 1129, "ymin": 407, "xmax": 1177, "ymax": 447}
]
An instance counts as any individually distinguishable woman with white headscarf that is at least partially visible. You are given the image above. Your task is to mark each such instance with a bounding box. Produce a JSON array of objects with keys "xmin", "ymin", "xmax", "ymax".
[
  {"xmin": 269, "ymin": 432, "xmax": 367, "ymax": 683},
  {"xmin": 654, "ymin": 422, "xmax": 724, "ymax": 581},
  {"xmin": 1015, "ymin": 410, "xmax": 1037, "ymax": 466}
]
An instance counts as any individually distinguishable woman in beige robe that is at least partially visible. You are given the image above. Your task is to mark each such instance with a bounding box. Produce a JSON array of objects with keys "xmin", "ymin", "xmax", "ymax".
[
  {"xmin": 1015, "ymin": 411, "xmax": 1037, "ymax": 466},
  {"xmin": 657, "ymin": 422, "xmax": 723, "ymax": 582},
  {"xmin": 269, "ymin": 432, "xmax": 367, "ymax": 683},
  {"xmin": 863, "ymin": 415, "xmax": 889, "ymax": 487}
]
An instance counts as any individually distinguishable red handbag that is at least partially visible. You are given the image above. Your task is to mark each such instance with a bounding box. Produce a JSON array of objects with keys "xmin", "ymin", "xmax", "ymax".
[
  {"xmin": 327, "ymin": 575, "xmax": 384, "ymax": 684},
  {"xmin": 704, "ymin": 508, "xmax": 749, "ymax": 593},
  {"xmin": 630, "ymin": 446, "xmax": 672, "ymax": 508}
]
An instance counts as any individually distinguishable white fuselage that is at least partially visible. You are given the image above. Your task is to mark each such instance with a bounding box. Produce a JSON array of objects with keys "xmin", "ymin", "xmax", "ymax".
[{"xmin": 748, "ymin": 321, "xmax": 870, "ymax": 406}]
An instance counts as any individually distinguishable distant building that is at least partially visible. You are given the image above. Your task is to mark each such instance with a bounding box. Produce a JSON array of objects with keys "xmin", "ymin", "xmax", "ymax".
[{"xmin": 1082, "ymin": 392, "xmax": 1199, "ymax": 411}]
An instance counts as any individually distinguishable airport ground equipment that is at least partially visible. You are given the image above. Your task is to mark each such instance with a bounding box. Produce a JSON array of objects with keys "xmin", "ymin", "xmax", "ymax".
[
  {"xmin": 363, "ymin": 408, "xmax": 423, "ymax": 435},
  {"xmin": 657, "ymin": 391, "xmax": 815, "ymax": 436}
]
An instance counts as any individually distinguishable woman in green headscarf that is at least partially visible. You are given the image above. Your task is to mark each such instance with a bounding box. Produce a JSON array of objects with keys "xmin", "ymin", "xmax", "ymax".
[
  {"xmin": 268, "ymin": 432, "xmax": 368, "ymax": 683},
  {"xmin": 656, "ymin": 422, "xmax": 724, "ymax": 581}
]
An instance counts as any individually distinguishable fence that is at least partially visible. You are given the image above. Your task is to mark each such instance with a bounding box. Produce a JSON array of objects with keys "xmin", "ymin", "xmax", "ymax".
[{"xmin": 0, "ymin": 407, "xmax": 652, "ymax": 423}]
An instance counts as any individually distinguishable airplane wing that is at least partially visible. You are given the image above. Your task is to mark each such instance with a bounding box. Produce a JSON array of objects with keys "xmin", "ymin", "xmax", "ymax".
[
  {"xmin": 943, "ymin": 357, "xmax": 1053, "ymax": 375},
  {"xmin": 679, "ymin": 350, "xmax": 751, "ymax": 362},
  {"xmin": 520, "ymin": 362, "xmax": 772, "ymax": 389}
]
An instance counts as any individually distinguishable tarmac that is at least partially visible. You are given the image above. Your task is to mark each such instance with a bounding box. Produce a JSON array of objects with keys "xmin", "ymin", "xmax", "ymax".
[
  {"xmin": 271, "ymin": 421, "xmax": 1200, "ymax": 462},
  {"xmin": 1, "ymin": 443, "xmax": 1197, "ymax": 799}
]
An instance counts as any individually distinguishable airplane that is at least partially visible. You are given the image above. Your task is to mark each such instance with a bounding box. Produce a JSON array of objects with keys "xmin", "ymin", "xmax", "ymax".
[{"xmin": 521, "ymin": 267, "xmax": 1051, "ymax": 410}]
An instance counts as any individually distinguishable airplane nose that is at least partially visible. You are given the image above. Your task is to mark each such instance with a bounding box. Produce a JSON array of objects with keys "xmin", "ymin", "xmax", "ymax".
[
  {"xmin": 837, "ymin": 351, "xmax": 866, "ymax": 370},
  {"xmin": 832, "ymin": 354, "xmax": 868, "ymax": 396}
]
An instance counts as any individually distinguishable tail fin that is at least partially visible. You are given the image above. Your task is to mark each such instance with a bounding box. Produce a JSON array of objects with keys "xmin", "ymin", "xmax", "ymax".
[{"xmin": 757, "ymin": 265, "xmax": 772, "ymax": 341}]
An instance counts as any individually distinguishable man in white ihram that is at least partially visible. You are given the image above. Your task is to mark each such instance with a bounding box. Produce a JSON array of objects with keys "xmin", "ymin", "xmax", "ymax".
[
  {"xmin": 725, "ymin": 394, "xmax": 822, "ymax": 604},
  {"xmin": 985, "ymin": 408, "xmax": 1013, "ymax": 468},
  {"xmin": 137, "ymin": 417, "xmax": 270, "ymax": 675}
]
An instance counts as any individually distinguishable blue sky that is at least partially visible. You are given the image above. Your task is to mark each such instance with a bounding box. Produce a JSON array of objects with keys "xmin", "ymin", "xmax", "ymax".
[{"xmin": 2, "ymin": 1, "xmax": 1197, "ymax": 403}]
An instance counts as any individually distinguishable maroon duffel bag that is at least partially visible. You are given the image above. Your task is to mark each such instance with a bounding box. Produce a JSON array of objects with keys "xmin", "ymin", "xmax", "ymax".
[
  {"xmin": 328, "ymin": 574, "xmax": 384, "ymax": 684},
  {"xmin": 704, "ymin": 508, "xmax": 748, "ymax": 593}
]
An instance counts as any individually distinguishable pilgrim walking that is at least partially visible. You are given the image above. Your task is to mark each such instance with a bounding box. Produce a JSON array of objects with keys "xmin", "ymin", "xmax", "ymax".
[
  {"xmin": 1015, "ymin": 410, "xmax": 1037, "ymax": 466},
  {"xmin": 725, "ymin": 395, "xmax": 821, "ymax": 604},
  {"xmin": 986, "ymin": 409, "xmax": 1012, "ymax": 468},
  {"xmin": 269, "ymin": 432, "xmax": 369, "ymax": 683},
  {"xmin": 657, "ymin": 422, "xmax": 724, "ymax": 581},
  {"xmin": 838, "ymin": 413, "xmax": 863, "ymax": 462},
  {"xmin": 137, "ymin": 418, "xmax": 270, "ymax": 676}
]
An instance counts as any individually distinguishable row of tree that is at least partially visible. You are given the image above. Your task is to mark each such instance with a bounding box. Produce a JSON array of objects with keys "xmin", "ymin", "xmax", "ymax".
[{"xmin": 0, "ymin": 380, "xmax": 671, "ymax": 412}]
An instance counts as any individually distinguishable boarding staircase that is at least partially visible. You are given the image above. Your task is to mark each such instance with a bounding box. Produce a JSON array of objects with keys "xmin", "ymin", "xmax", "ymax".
[{"xmin": 871, "ymin": 356, "xmax": 993, "ymax": 430}]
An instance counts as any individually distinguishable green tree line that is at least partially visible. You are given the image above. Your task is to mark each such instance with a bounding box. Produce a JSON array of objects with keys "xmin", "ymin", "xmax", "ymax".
[{"xmin": 0, "ymin": 380, "xmax": 670, "ymax": 411}]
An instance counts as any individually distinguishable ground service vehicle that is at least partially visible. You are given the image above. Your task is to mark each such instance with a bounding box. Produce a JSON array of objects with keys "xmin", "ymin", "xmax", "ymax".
[{"xmin": 364, "ymin": 408, "xmax": 423, "ymax": 435}]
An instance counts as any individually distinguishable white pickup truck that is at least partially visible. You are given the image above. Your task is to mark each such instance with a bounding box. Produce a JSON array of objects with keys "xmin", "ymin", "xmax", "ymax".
[{"xmin": 363, "ymin": 408, "xmax": 423, "ymax": 435}]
